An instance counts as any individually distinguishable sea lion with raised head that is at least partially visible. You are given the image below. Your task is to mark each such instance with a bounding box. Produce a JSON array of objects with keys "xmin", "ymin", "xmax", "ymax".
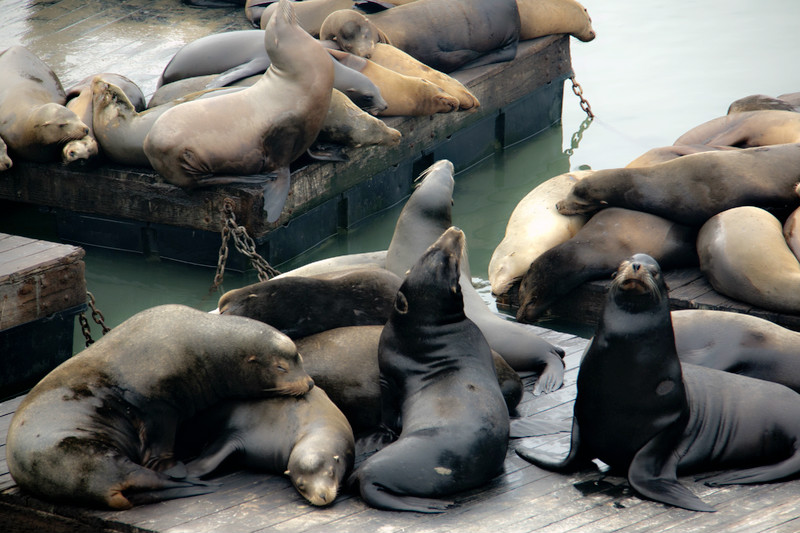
[
  {"xmin": 350, "ymin": 227, "xmax": 510, "ymax": 513},
  {"xmin": 143, "ymin": 0, "xmax": 335, "ymax": 223},
  {"xmin": 516, "ymin": 0, "xmax": 596, "ymax": 42},
  {"xmin": 516, "ymin": 254, "xmax": 800, "ymax": 512},
  {"xmin": 6, "ymin": 304, "xmax": 314, "ymax": 510}
]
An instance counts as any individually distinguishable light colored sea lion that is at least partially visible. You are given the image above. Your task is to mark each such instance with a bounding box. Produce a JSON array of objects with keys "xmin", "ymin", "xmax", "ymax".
[
  {"xmin": 0, "ymin": 137, "xmax": 12, "ymax": 171},
  {"xmin": 320, "ymin": 0, "xmax": 521, "ymax": 73},
  {"xmin": 5, "ymin": 304, "xmax": 314, "ymax": 510},
  {"xmin": 557, "ymin": 143, "xmax": 800, "ymax": 226},
  {"xmin": 144, "ymin": 0, "xmax": 335, "ymax": 223},
  {"xmin": 328, "ymin": 49, "xmax": 458, "ymax": 116},
  {"xmin": 672, "ymin": 309, "xmax": 800, "ymax": 394},
  {"xmin": 674, "ymin": 110, "xmax": 800, "ymax": 147},
  {"xmin": 625, "ymin": 144, "xmax": 739, "ymax": 168},
  {"xmin": 367, "ymin": 42, "xmax": 479, "ymax": 110},
  {"xmin": 516, "ymin": 0, "xmax": 596, "ymax": 41},
  {"xmin": 61, "ymin": 135, "xmax": 99, "ymax": 164},
  {"xmin": 180, "ymin": 387, "xmax": 354, "ymax": 507},
  {"xmin": 0, "ymin": 46, "xmax": 89, "ymax": 162},
  {"xmin": 727, "ymin": 94, "xmax": 800, "ymax": 114},
  {"xmin": 385, "ymin": 159, "xmax": 566, "ymax": 391},
  {"xmin": 488, "ymin": 170, "xmax": 591, "ymax": 297},
  {"xmin": 260, "ymin": 0, "xmax": 354, "ymax": 33},
  {"xmin": 697, "ymin": 205, "xmax": 800, "ymax": 313},
  {"xmin": 319, "ymin": 88, "xmax": 401, "ymax": 147},
  {"xmin": 783, "ymin": 197, "xmax": 800, "ymax": 261},
  {"xmin": 350, "ymin": 227, "xmax": 510, "ymax": 513},
  {"xmin": 518, "ymin": 254, "xmax": 800, "ymax": 512},
  {"xmin": 515, "ymin": 207, "xmax": 698, "ymax": 324},
  {"xmin": 273, "ymin": 250, "xmax": 388, "ymax": 278}
]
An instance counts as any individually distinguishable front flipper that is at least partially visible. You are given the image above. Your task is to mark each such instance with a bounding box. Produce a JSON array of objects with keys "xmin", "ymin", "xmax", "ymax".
[
  {"xmin": 185, "ymin": 434, "xmax": 243, "ymax": 478},
  {"xmin": 209, "ymin": 57, "xmax": 271, "ymax": 88},
  {"xmin": 628, "ymin": 431, "xmax": 716, "ymax": 512},
  {"xmin": 515, "ymin": 417, "xmax": 593, "ymax": 472},
  {"xmin": 307, "ymin": 142, "xmax": 349, "ymax": 162},
  {"xmin": 262, "ymin": 166, "xmax": 291, "ymax": 223}
]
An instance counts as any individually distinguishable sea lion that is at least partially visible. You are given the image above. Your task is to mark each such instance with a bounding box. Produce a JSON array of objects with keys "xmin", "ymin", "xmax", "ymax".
[
  {"xmin": 143, "ymin": 0, "xmax": 335, "ymax": 223},
  {"xmin": 0, "ymin": 45, "xmax": 89, "ymax": 162},
  {"xmin": 783, "ymin": 199, "xmax": 800, "ymax": 260},
  {"xmin": 697, "ymin": 205, "xmax": 800, "ymax": 313},
  {"xmin": 179, "ymin": 387, "xmax": 354, "ymax": 507},
  {"xmin": 674, "ymin": 110, "xmax": 800, "ymax": 148},
  {"xmin": 320, "ymin": 0, "xmax": 521, "ymax": 73},
  {"xmin": 516, "ymin": 0, "xmax": 596, "ymax": 42},
  {"xmin": 273, "ymin": 250, "xmax": 388, "ymax": 278},
  {"xmin": 219, "ymin": 266, "xmax": 403, "ymax": 338},
  {"xmin": 556, "ymin": 143, "xmax": 800, "ymax": 226},
  {"xmin": 61, "ymin": 135, "xmax": 99, "ymax": 165},
  {"xmin": 515, "ymin": 208, "xmax": 698, "ymax": 324},
  {"xmin": 365, "ymin": 43, "xmax": 479, "ymax": 110},
  {"xmin": 67, "ymin": 73, "xmax": 146, "ymax": 114},
  {"xmin": 260, "ymin": 0, "xmax": 354, "ymax": 33},
  {"xmin": 727, "ymin": 94, "xmax": 800, "ymax": 114},
  {"xmin": 386, "ymin": 160, "xmax": 565, "ymax": 389},
  {"xmin": 350, "ymin": 227, "xmax": 510, "ymax": 513},
  {"xmin": 319, "ymin": 88, "xmax": 401, "ymax": 147},
  {"xmin": 625, "ymin": 144, "xmax": 739, "ymax": 168},
  {"xmin": 516, "ymin": 254, "xmax": 800, "ymax": 512},
  {"xmin": 0, "ymin": 137, "xmax": 12, "ymax": 171},
  {"xmin": 5, "ymin": 304, "xmax": 314, "ymax": 510},
  {"xmin": 488, "ymin": 170, "xmax": 591, "ymax": 297},
  {"xmin": 327, "ymin": 49, "xmax": 458, "ymax": 116},
  {"xmin": 672, "ymin": 309, "xmax": 800, "ymax": 393},
  {"xmin": 156, "ymin": 29, "xmax": 387, "ymax": 114},
  {"xmin": 295, "ymin": 325, "xmax": 523, "ymax": 433}
]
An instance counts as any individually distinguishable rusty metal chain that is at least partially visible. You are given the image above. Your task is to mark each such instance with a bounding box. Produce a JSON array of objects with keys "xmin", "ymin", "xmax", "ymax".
[
  {"xmin": 569, "ymin": 75, "xmax": 594, "ymax": 119},
  {"xmin": 78, "ymin": 291, "xmax": 110, "ymax": 347},
  {"xmin": 211, "ymin": 198, "xmax": 281, "ymax": 292}
]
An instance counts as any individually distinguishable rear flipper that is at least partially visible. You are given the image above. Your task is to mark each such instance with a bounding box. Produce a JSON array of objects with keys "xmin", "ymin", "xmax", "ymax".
[
  {"xmin": 700, "ymin": 452, "xmax": 800, "ymax": 486},
  {"xmin": 515, "ymin": 417, "xmax": 594, "ymax": 472},
  {"xmin": 112, "ymin": 467, "xmax": 217, "ymax": 509},
  {"xmin": 358, "ymin": 481, "xmax": 452, "ymax": 513},
  {"xmin": 125, "ymin": 483, "xmax": 216, "ymax": 506},
  {"xmin": 262, "ymin": 166, "xmax": 291, "ymax": 223}
]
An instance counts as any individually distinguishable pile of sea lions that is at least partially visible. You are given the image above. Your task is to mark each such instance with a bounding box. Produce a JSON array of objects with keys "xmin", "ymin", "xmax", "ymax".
[{"xmin": 0, "ymin": 0, "xmax": 595, "ymax": 224}]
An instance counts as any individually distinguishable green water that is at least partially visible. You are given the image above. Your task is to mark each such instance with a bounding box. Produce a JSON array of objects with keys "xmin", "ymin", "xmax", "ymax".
[{"xmin": 3, "ymin": 0, "xmax": 800, "ymax": 352}]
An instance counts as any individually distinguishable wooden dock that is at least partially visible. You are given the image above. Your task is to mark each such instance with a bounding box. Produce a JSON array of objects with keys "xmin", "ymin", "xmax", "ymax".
[
  {"xmin": 2, "ymin": 325, "xmax": 799, "ymax": 532},
  {"xmin": 0, "ymin": 0, "xmax": 572, "ymax": 268},
  {"xmin": 0, "ymin": 234, "xmax": 86, "ymax": 399}
]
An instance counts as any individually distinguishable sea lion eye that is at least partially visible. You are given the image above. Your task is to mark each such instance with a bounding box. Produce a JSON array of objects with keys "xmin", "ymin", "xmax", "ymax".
[
  {"xmin": 276, "ymin": 363, "xmax": 288, "ymax": 373},
  {"xmin": 394, "ymin": 292, "xmax": 408, "ymax": 314}
]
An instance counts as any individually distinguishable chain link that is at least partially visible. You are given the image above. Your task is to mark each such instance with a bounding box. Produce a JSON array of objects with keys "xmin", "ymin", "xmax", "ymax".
[
  {"xmin": 211, "ymin": 198, "xmax": 281, "ymax": 292},
  {"xmin": 563, "ymin": 115, "xmax": 593, "ymax": 156},
  {"xmin": 78, "ymin": 291, "xmax": 110, "ymax": 347},
  {"xmin": 569, "ymin": 75, "xmax": 594, "ymax": 119}
]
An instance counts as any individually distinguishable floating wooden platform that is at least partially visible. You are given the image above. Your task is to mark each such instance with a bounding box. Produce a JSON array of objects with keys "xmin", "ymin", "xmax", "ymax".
[
  {"xmin": 496, "ymin": 267, "xmax": 800, "ymax": 333},
  {"xmin": 0, "ymin": 234, "xmax": 86, "ymax": 399},
  {"xmin": 2, "ymin": 325, "xmax": 799, "ymax": 533},
  {"xmin": 0, "ymin": 0, "xmax": 573, "ymax": 268}
]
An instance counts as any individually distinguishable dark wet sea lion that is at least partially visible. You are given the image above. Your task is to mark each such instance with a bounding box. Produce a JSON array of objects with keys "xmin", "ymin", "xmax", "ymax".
[
  {"xmin": 385, "ymin": 160, "xmax": 565, "ymax": 390},
  {"xmin": 517, "ymin": 254, "xmax": 800, "ymax": 512},
  {"xmin": 6, "ymin": 304, "xmax": 314, "ymax": 510},
  {"xmin": 350, "ymin": 227, "xmax": 509, "ymax": 513},
  {"xmin": 557, "ymin": 143, "xmax": 800, "ymax": 226},
  {"xmin": 0, "ymin": 45, "xmax": 89, "ymax": 162},
  {"xmin": 179, "ymin": 387, "xmax": 354, "ymax": 507},
  {"xmin": 672, "ymin": 309, "xmax": 800, "ymax": 393},
  {"xmin": 673, "ymin": 110, "xmax": 800, "ymax": 147},
  {"xmin": 219, "ymin": 267, "xmax": 403, "ymax": 338},
  {"xmin": 516, "ymin": 207, "xmax": 698, "ymax": 324},
  {"xmin": 697, "ymin": 205, "xmax": 800, "ymax": 313},
  {"xmin": 144, "ymin": 0, "xmax": 335, "ymax": 222},
  {"xmin": 320, "ymin": 0, "xmax": 521, "ymax": 73},
  {"xmin": 295, "ymin": 325, "xmax": 523, "ymax": 433}
]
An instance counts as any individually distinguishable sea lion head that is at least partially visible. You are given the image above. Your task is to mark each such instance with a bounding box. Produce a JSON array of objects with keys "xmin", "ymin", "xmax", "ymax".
[
  {"xmin": 609, "ymin": 253, "xmax": 668, "ymax": 313},
  {"xmin": 29, "ymin": 103, "xmax": 89, "ymax": 146},
  {"xmin": 286, "ymin": 448, "xmax": 350, "ymax": 506},
  {"xmin": 320, "ymin": 10, "xmax": 381, "ymax": 58},
  {"xmin": 62, "ymin": 135, "xmax": 99, "ymax": 164},
  {"xmin": 91, "ymin": 77, "xmax": 136, "ymax": 120}
]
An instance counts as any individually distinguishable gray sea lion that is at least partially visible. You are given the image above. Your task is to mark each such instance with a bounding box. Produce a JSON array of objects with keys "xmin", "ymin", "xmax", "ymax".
[
  {"xmin": 674, "ymin": 110, "xmax": 800, "ymax": 147},
  {"xmin": 516, "ymin": 0, "xmax": 596, "ymax": 41},
  {"xmin": 727, "ymin": 94, "xmax": 800, "ymax": 114},
  {"xmin": 320, "ymin": 0, "xmax": 521, "ymax": 73},
  {"xmin": 350, "ymin": 227, "xmax": 510, "ymax": 513},
  {"xmin": 295, "ymin": 325, "xmax": 523, "ymax": 433},
  {"xmin": 144, "ymin": 0, "xmax": 335, "ymax": 223},
  {"xmin": 0, "ymin": 46, "xmax": 89, "ymax": 162},
  {"xmin": 672, "ymin": 309, "xmax": 800, "ymax": 393},
  {"xmin": 516, "ymin": 208, "xmax": 698, "ymax": 324},
  {"xmin": 180, "ymin": 387, "xmax": 354, "ymax": 506},
  {"xmin": 517, "ymin": 254, "xmax": 800, "ymax": 512},
  {"xmin": 697, "ymin": 205, "xmax": 800, "ymax": 313},
  {"xmin": 5, "ymin": 304, "xmax": 314, "ymax": 510},
  {"xmin": 556, "ymin": 143, "xmax": 800, "ymax": 226},
  {"xmin": 386, "ymin": 160, "xmax": 565, "ymax": 390},
  {"xmin": 319, "ymin": 88, "xmax": 401, "ymax": 147}
]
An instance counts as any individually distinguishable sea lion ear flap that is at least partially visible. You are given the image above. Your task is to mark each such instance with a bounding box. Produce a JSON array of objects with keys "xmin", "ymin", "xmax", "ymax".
[{"xmin": 394, "ymin": 291, "xmax": 409, "ymax": 314}]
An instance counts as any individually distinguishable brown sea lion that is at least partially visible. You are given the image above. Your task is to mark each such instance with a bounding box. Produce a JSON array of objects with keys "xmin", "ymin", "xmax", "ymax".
[
  {"xmin": 674, "ymin": 110, "xmax": 800, "ymax": 148},
  {"xmin": 5, "ymin": 304, "xmax": 314, "ymax": 510},
  {"xmin": 727, "ymin": 94, "xmax": 800, "ymax": 114},
  {"xmin": 625, "ymin": 144, "xmax": 739, "ymax": 168},
  {"xmin": 697, "ymin": 205, "xmax": 800, "ymax": 314},
  {"xmin": 556, "ymin": 143, "xmax": 800, "ymax": 226},
  {"xmin": 143, "ymin": 0, "xmax": 335, "ymax": 223},
  {"xmin": 516, "ymin": 0, "xmax": 596, "ymax": 41},
  {"xmin": 0, "ymin": 46, "xmax": 89, "ymax": 162},
  {"xmin": 320, "ymin": 0, "xmax": 521, "ymax": 73},
  {"xmin": 328, "ymin": 49, "xmax": 458, "ymax": 116},
  {"xmin": 61, "ymin": 135, "xmax": 99, "ymax": 165},
  {"xmin": 260, "ymin": 0, "xmax": 354, "ymax": 33},
  {"xmin": 319, "ymin": 88, "xmax": 401, "ymax": 147}
]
